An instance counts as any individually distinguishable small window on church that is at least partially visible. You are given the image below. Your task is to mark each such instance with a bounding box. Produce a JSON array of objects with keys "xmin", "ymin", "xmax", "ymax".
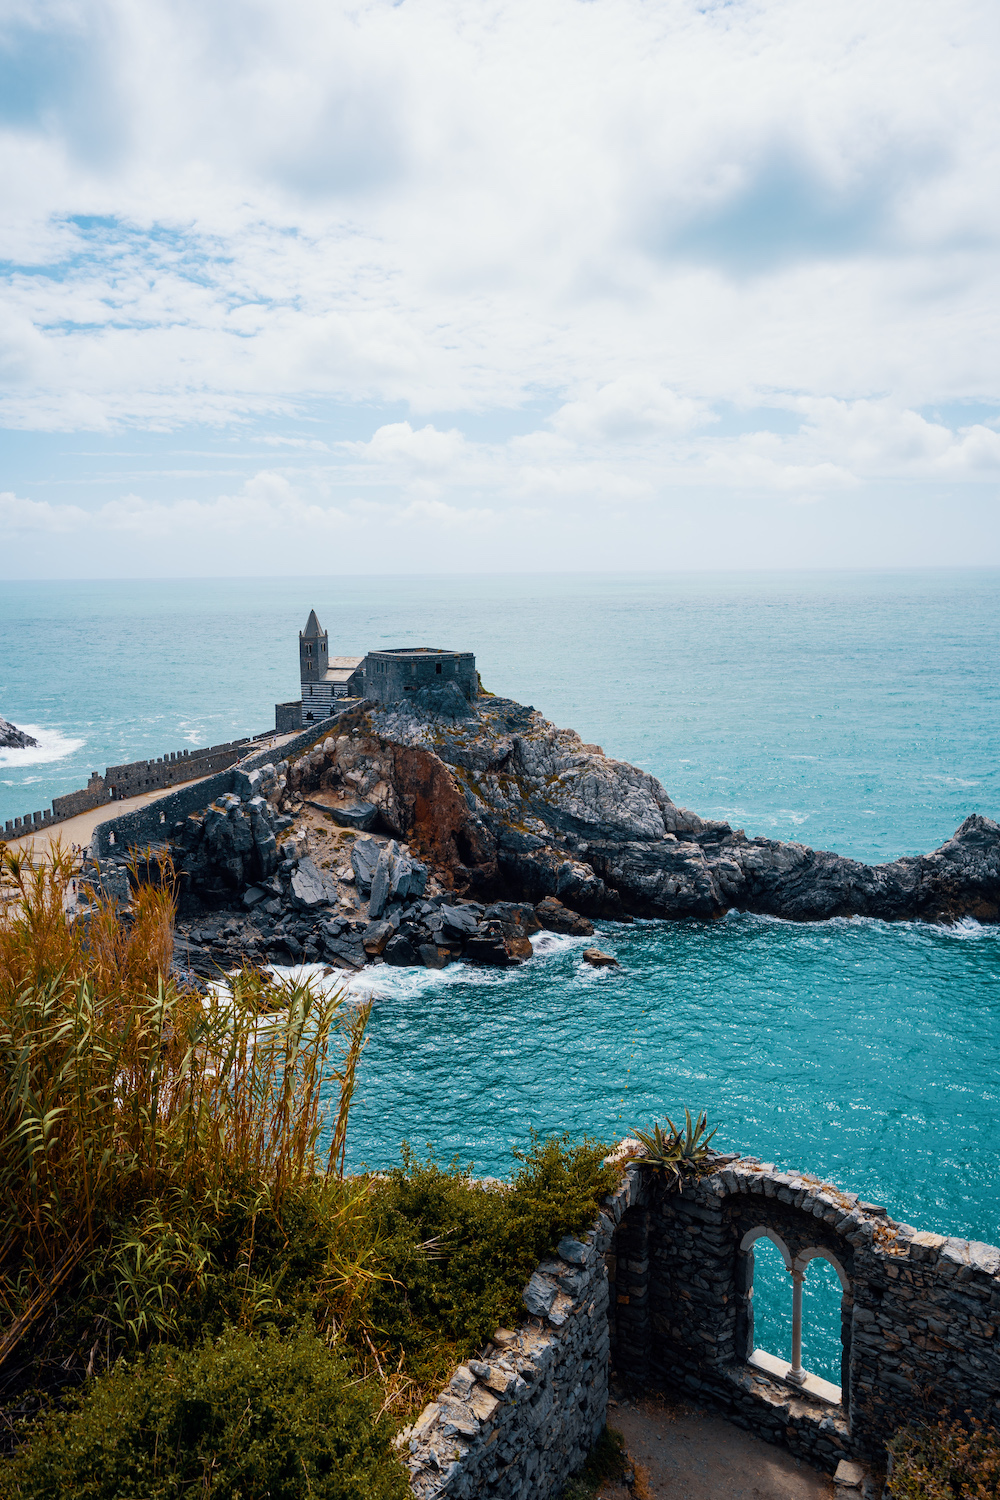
[{"xmin": 436, "ymin": 664, "xmax": 442, "ymax": 674}]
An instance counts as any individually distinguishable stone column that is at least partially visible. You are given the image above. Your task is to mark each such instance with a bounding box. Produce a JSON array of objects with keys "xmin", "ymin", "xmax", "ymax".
[{"xmin": 787, "ymin": 1270, "xmax": 806, "ymax": 1385}]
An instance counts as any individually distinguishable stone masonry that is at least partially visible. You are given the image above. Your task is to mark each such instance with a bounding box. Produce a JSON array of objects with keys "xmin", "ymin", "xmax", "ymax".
[
  {"xmin": 609, "ymin": 1155, "xmax": 1000, "ymax": 1475},
  {"xmin": 398, "ymin": 1220, "xmax": 615, "ymax": 1499},
  {"xmin": 405, "ymin": 1154, "xmax": 1000, "ymax": 1498}
]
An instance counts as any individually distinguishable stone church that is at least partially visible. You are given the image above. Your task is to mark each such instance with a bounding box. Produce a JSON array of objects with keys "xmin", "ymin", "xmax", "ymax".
[{"xmin": 275, "ymin": 610, "xmax": 477, "ymax": 729}]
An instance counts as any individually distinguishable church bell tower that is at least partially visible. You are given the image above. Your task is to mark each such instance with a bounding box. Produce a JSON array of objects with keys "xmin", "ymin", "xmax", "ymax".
[{"xmin": 299, "ymin": 609, "xmax": 329, "ymax": 685}]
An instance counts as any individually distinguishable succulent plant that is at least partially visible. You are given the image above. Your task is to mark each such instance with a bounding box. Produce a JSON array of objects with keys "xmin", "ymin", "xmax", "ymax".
[{"xmin": 629, "ymin": 1109, "xmax": 719, "ymax": 1189}]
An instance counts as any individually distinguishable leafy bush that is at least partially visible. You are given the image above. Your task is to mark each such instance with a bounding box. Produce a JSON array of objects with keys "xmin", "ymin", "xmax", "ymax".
[
  {"xmin": 2, "ymin": 1325, "xmax": 407, "ymax": 1500},
  {"xmin": 887, "ymin": 1415, "xmax": 1000, "ymax": 1498},
  {"xmin": 347, "ymin": 1134, "xmax": 618, "ymax": 1394}
]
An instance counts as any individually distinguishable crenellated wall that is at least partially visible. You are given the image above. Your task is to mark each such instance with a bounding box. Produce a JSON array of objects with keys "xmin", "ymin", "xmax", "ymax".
[
  {"xmin": 89, "ymin": 719, "xmax": 346, "ymax": 857},
  {"xmin": 3, "ymin": 734, "xmax": 273, "ymax": 840}
]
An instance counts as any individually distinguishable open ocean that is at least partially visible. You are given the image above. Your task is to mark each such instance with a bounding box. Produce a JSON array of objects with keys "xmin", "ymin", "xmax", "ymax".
[{"xmin": 2, "ymin": 568, "xmax": 999, "ymax": 1379}]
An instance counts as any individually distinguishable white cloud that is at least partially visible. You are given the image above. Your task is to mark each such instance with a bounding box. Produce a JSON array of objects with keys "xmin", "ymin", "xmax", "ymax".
[
  {"xmin": 346, "ymin": 422, "xmax": 470, "ymax": 474},
  {"xmin": 550, "ymin": 379, "xmax": 713, "ymax": 441},
  {"xmin": 0, "ymin": 0, "xmax": 999, "ymax": 571}
]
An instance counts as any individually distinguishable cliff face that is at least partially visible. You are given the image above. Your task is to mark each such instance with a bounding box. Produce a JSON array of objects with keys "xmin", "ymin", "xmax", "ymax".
[{"xmin": 285, "ymin": 694, "xmax": 1000, "ymax": 925}]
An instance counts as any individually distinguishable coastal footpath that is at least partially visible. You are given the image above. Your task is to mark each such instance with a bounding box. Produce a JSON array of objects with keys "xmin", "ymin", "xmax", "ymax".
[{"xmin": 74, "ymin": 685, "xmax": 1000, "ymax": 978}]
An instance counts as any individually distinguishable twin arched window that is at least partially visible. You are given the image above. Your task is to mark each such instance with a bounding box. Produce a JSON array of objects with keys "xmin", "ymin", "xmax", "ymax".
[{"xmin": 740, "ymin": 1226, "xmax": 851, "ymax": 1407}]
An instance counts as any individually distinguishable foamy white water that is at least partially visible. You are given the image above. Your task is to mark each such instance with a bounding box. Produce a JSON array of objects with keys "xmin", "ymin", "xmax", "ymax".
[{"xmin": 0, "ymin": 725, "xmax": 85, "ymax": 769}]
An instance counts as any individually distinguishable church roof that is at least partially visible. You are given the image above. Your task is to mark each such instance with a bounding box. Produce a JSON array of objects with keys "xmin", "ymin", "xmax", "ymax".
[{"xmin": 302, "ymin": 609, "xmax": 323, "ymax": 638}]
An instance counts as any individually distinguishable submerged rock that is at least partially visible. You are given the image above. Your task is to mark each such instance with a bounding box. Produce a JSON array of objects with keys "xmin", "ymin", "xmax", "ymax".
[{"xmin": 0, "ymin": 715, "xmax": 38, "ymax": 749}]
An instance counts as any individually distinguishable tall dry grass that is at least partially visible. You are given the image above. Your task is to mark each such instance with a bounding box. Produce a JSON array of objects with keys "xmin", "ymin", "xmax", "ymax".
[{"xmin": 0, "ymin": 842, "xmax": 372, "ymax": 1368}]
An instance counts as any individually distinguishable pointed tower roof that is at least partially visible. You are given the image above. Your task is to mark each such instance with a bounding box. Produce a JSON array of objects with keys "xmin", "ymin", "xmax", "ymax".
[{"xmin": 302, "ymin": 609, "xmax": 323, "ymax": 638}]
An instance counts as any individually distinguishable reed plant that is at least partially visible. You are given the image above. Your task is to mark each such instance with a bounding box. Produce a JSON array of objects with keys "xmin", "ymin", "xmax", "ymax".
[
  {"xmin": 0, "ymin": 842, "xmax": 374, "ymax": 1374},
  {"xmin": 0, "ymin": 841, "xmax": 621, "ymax": 1497}
]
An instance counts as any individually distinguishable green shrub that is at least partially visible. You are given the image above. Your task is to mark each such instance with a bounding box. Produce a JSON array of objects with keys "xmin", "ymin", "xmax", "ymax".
[
  {"xmin": 2, "ymin": 1325, "xmax": 407, "ymax": 1500},
  {"xmin": 887, "ymin": 1414, "xmax": 1000, "ymax": 1498},
  {"xmin": 348, "ymin": 1133, "xmax": 617, "ymax": 1392}
]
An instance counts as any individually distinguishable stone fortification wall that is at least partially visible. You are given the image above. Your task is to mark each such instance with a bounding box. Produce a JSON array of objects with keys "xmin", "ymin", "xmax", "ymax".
[
  {"xmin": 410, "ymin": 1156, "xmax": 1000, "ymax": 1498},
  {"xmin": 364, "ymin": 649, "xmax": 477, "ymax": 707},
  {"xmin": 609, "ymin": 1156, "xmax": 1000, "ymax": 1476},
  {"xmin": 89, "ymin": 720, "xmax": 343, "ymax": 857},
  {"xmin": 399, "ymin": 1183, "xmax": 623, "ymax": 1500},
  {"xmin": 275, "ymin": 700, "xmax": 302, "ymax": 732},
  {"xmin": 3, "ymin": 733, "xmax": 271, "ymax": 839}
]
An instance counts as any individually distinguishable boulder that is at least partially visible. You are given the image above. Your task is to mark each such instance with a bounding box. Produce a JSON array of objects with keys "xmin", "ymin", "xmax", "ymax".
[
  {"xmin": 368, "ymin": 841, "xmax": 397, "ymax": 919},
  {"xmin": 535, "ymin": 896, "xmax": 594, "ymax": 936},
  {"xmin": 307, "ymin": 799, "xmax": 378, "ymax": 832},
  {"xmin": 362, "ymin": 919, "xmax": 394, "ymax": 955},
  {"xmin": 350, "ymin": 838, "xmax": 381, "ymax": 893},
  {"xmin": 383, "ymin": 933, "xmax": 419, "ymax": 966},
  {"xmin": 437, "ymin": 904, "xmax": 481, "ymax": 940},
  {"xmin": 465, "ymin": 925, "xmax": 523, "ymax": 966},
  {"xmin": 321, "ymin": 931, "xmax": 366, "ymax": 969},
  {"xmin": 583, "ymin": 947, "xmax": 619, "ymax": 968},
  {"xmin": 290, "ymin": 857, "xmax": 336, "ymax": 909},
  {"xmin": 484, "ymin": 901, "xmax": 542, "ymax": 937},
  {"xmin": 419, "ymin": 943, "xmax": 453, "ymax": 969}
]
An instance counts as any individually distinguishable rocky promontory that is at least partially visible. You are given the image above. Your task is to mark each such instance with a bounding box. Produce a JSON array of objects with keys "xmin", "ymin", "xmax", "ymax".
[
  {"xmin": 86, "ymin": 689, "xmax": 1000, "ymax": 978},
  {"xmin": 0, "ymin": 716, "xmax": 38, "ymax": 750},
  {"xmin": 282, "ymin": 690, "xmax": 1000, "ymax": 926}
]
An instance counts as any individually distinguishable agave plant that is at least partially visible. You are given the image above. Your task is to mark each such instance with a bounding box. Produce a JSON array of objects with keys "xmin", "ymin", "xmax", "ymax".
[{"xmin": 629, "ymin": 1109, "xmax": 719, "ymax": 1189}]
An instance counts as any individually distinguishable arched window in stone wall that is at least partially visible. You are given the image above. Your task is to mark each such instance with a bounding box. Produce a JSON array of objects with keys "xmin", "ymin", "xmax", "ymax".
[{"xmin": 738, "ymin": 1227, "xmax": 851, "ymax": 1407}]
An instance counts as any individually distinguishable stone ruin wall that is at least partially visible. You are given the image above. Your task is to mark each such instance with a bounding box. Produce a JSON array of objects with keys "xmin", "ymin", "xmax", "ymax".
[{"xmin": 404, "ymin": 1158, "xmax": 1000, "ymax": 1498}]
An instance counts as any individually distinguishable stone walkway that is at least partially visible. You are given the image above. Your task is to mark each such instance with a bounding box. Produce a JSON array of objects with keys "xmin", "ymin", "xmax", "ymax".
[{"xmin": 603, "ymin": 1395, "xmax": 834, "ymax": 1500}]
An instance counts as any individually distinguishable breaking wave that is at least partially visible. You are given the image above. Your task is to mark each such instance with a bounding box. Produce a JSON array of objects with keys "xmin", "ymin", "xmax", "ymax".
[{"xmin": 0, "ymin": 725, "xmax": 85, "ymax": 769}]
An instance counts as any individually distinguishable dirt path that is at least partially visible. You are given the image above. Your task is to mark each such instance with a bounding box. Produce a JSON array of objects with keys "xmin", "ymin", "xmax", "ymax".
[{"xmin": 604, "ymin": 1395, "xmax": 834, "ymax": 1500}]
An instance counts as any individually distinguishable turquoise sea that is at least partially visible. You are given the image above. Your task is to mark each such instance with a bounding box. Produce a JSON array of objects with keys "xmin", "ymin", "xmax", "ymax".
[{"xmin": 2, "ymin": 569, "xmax": 999, "ymax": 1381}]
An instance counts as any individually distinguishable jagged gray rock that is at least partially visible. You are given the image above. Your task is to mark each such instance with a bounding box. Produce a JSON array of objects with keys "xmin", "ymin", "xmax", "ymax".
[
  {"xmin": 0, "ymin": 715, "xmax": 38, "ymax": 750},
  {"xmin": 285, "ymin": 694, "xmax": 1000, "ymax": 926}
]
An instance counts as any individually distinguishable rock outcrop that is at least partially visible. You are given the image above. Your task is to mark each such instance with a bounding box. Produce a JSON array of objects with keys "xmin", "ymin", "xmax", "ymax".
[
  {"xmin": 88, "ymin": 696, "xmax": 1000, "ymax": 983},
  {"xmin": 282, "ymin": 696, "xmax": 1000, "ymax": 926},
  {"xmin": 0, "ymin": 716, "xmax": 38, "ymax": 750}
]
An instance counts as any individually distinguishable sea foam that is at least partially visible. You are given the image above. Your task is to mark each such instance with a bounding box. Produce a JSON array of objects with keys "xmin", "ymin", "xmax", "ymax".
[{"xmin": 0, "ymin": 725, "xmax": 85, "ymax": 769}]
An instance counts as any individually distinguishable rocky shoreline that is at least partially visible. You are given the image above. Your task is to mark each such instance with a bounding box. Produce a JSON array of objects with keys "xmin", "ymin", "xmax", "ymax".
[
  {"xmin": 0, "ymin": 715, "xmax": 38, "ymax": 750},
  {"xmin": 81, "ymin": 688, "xmax": 1000, "ymax": 979}
]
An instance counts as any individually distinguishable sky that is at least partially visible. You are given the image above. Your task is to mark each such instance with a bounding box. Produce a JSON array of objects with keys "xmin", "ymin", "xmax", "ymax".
[{"xmin": 1, "ymin": 0, "xmax": 999, "ymax": 577}]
